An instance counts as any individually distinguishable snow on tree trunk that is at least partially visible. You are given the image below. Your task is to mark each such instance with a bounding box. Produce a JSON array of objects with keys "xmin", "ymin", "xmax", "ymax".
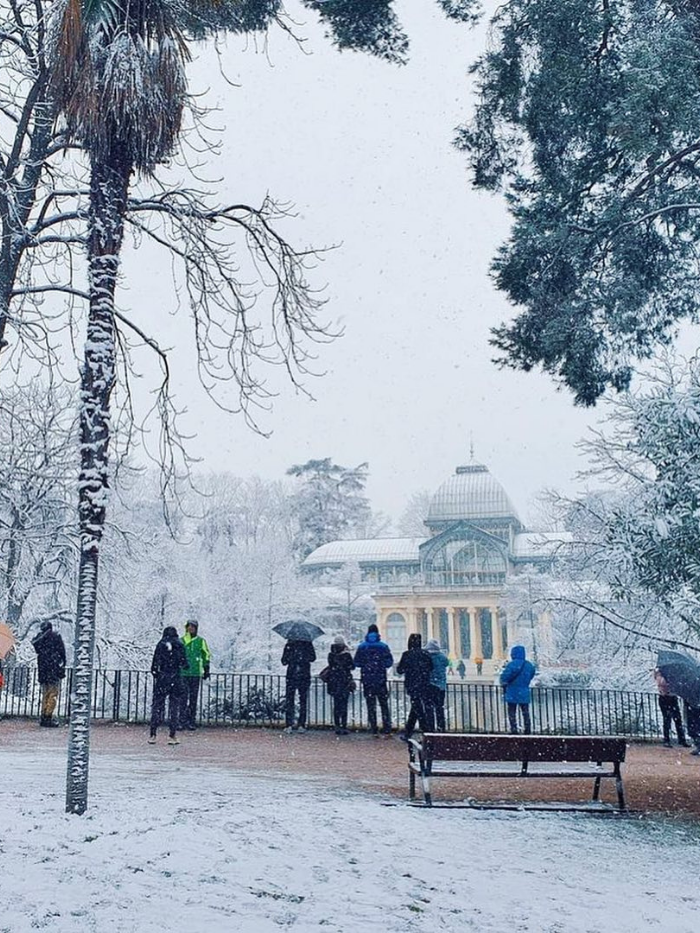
[{"xmin": 66, "ymin": 156, "xmax": 129, "ymax": 816}]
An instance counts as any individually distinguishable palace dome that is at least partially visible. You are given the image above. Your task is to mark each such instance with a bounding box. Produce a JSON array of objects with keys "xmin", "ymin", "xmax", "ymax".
[{"xmin": 426, "ymin": 463, "xmax": 520, "ymax": 525}]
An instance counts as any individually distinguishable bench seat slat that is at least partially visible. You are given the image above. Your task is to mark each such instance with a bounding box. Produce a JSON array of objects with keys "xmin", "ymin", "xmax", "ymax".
[
  {"xmin": 409, "ymin": 763, "xmax": 617, "ymax": 778},
  {"xmin": 410, "ymin": 765, "xmax": 618, "ymax": 779}
]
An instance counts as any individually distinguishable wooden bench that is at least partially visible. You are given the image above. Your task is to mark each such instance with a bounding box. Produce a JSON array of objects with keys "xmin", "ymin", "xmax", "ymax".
[{"xmin": 408, "ymin": 733, "xmax": 627, "ymax": 810}]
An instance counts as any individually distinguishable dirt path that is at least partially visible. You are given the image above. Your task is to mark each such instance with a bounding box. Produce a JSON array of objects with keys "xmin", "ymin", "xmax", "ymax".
[{"xmin": 4, "ymin": 719, "xmax": 699, "ymax": 817}]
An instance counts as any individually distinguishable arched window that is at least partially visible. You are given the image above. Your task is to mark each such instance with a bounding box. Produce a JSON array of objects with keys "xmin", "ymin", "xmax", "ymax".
[
  {"xmin": 386, "ymin": 612, "xmax": 406, "ymax": 656},
  {"xmin": 424, "ymin": 537, "xmax": 506, "ymax": 586}
]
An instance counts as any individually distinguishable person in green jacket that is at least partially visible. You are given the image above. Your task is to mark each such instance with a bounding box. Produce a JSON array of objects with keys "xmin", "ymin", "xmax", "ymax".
[{"xmin": 180, "ymin": 620, "xmax": 211, "ymax": 730}]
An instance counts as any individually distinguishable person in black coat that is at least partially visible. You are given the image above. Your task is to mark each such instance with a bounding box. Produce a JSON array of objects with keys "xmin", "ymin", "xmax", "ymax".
[
  {"xmin": 149, "ymin": 626, "xmax": 187, "ymax": 744},
  {"xmin": 326, "ymin": 635, "xmax": 355, "ymax": 735},
  {"xmin": 31, "ymin": 621, "xmax": 66, "ymax": 727},
  {"xmin": 396, "ymin": 633, "xmax": 434, "ymax": 740},
  {"xmin": 282, "ymin": 638, "xmax": 316, "ymax": 732}
]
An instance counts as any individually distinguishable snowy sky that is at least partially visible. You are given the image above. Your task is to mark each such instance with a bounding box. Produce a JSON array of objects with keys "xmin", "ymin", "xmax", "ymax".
[{"xmin": 120, "ymin": 0, "xmax": 608, "ymax": 525}]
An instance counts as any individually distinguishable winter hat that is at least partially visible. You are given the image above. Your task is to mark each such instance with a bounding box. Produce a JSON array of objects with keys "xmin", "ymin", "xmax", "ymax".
[
  {"xmin": 367, "ymin": 623, "xmax": 379, "ymax": 635},
  {"xmin": 163, "ymin": 626, "xmax": 178, "ymax": 640},
  {"xmin": 333, "ymin": 634, "xmax": 348, "ymax": 648},
  {"xmin": 408, "ymin": 633, "xmax": 422, "ymax": 650},
  {"xmin": 425, "ymin": 638, "xmax": 441, "ymax": 653},
  {"xmin": 185, "ymin": 619, "xmax": 199, "ymax": 632},
  {"xmin": 39, "ymin": 621, "xmax": 52, "ymax": 633}
]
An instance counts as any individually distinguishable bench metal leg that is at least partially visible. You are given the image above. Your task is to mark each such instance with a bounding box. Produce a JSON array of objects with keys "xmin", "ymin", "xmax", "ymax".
[
  {"xmin": 419, "ymin": 758, "xmax": 432, "ymax": 807},
  {"xmin": 592, "ymin": 775, "xmax": 602, "ymax": 801},
  {"xmin": 409, "ymin": 768, "xmax": 416, "ymax": 800},
  {"xmin": 615, "ymin": 764, "xmax": 626, "ymax": 811}
]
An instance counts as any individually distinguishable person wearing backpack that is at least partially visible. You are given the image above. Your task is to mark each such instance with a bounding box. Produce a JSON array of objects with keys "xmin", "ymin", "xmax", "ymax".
[{"xmin": 499, "ymin": 645, "xmax": 536, "ymax": 734}]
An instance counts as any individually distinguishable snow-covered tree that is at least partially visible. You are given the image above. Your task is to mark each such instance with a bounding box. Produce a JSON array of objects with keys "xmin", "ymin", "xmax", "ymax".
[
  {"xmin": 287, "ymin": 459, "xmax": 374, "ymax": 557},
  {"xmin": 460, "ymin": 0, "xmax": 700, "ymax": 405},
  {"xmin": 0, "ymin": 383, "xmax": 77, "ymax": 647},
  {"xmin": 314, "ymin": 561, "xmax": 375, "ymax": 642},
  {"xmin": 396, "ymin": 490, "xmax": 432, "ymax": 537}
]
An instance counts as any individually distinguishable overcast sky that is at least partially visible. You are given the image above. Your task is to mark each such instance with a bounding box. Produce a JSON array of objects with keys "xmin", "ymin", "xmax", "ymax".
[{"xmin": 120, "ymin": 0, "xmax": 605, "ymax": 527}]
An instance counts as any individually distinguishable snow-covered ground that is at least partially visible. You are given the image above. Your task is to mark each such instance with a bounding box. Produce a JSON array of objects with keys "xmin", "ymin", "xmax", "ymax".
[{"xmin": 4, "ymin": 748, "xmax": 700, "ymax": 933}]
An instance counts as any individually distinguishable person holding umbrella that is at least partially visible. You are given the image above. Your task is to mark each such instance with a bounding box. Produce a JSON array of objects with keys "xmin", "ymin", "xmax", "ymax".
[
  {"xmin": 656, "ymin": 650, "xmax": 700, "ymax": 755},
  {"xmin": 274, "ymin": 618, "xmax": 322, "ymax": 733},
  {"xmin": 653, "ymin": 668, "xmax": 690, "ymax": 748}
]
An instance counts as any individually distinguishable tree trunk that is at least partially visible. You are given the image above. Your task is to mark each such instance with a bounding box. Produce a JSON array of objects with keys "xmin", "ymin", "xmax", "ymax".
[{"xmin": 66, "ymin": 154, "xmax": 130, "ymax": 816}]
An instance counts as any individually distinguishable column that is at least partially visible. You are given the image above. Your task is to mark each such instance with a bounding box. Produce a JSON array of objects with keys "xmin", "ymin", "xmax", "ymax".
[
  {"xmin": 490, "ymin": 605, "xmax": 503, "ymax": 660},
  {"xmin": 446, "ymin": 607, "xmax": 458, "ymax": 658},
  {"xmin": 468, "ymin": 607, "xmax": 481, "ymax": 659},
  {"xmin": 425, "ymin": 607, "xmax": 435, "ymax": 644},
  {"xmin": 406, "ymin": 607, "xmax": 419, "ymax": 637}
]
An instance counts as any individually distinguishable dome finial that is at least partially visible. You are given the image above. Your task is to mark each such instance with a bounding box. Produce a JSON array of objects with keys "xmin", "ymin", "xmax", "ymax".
[{"xmin": 469, "ymin": 431, "xmax": 475, "ymax": 463}]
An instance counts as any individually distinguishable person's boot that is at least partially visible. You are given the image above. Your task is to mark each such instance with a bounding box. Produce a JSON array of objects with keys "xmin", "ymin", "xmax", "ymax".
[
  {"xmin": 678, "ymin": 734, "xmax": 691, "ymax": 747},
  {"xmin": 662, "ymin": 739, "xmax": 673, "ymax": 748},
  {"xmin": 39, "ymin": 716, "xmax": 48, "ymax": 727}
]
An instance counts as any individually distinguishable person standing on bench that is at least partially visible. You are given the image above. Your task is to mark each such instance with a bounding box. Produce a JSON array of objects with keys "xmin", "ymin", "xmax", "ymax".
[
  {"xmin": 500, "ymin": 644, "xmax": 536, "ymax": 735},
  {"xmin": 397, "ymin": 633, "xmax": 434, "ymax": 741},
  {"xmin": 354, "ymin": 623, "xmax": 393, "ymax": 736}
]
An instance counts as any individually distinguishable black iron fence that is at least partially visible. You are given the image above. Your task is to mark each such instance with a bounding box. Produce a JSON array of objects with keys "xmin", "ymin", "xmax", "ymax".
[{"xmin": 0, "ymin": 666, "xmax": 668, "ymax": 739}]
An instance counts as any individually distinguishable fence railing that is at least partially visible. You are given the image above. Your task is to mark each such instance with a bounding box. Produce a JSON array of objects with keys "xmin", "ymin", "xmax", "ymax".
[{"xmin": 0, "ymin": 667, "xmax": 667, "ymax": 740}]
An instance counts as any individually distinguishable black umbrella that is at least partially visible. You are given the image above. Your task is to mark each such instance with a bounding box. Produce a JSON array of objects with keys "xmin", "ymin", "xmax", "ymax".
[
  {"xmin": 656, "ymin": 650, "xmax": 700, "ymax": 707},
  {"xmin": 272, "ymin": 619, "xmax": 325, "ymax": 642}
]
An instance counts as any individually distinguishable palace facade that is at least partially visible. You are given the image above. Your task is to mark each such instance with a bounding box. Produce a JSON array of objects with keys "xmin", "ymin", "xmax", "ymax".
[{"xmin": 303, "ymin": 462, "xmax": 565, "ymax": 678}]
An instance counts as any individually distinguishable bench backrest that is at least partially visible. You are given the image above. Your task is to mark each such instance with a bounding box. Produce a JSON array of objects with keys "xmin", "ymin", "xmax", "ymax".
[{"xmin": 422, "ymin": 733, "xmax": 626, "ymax": 763}]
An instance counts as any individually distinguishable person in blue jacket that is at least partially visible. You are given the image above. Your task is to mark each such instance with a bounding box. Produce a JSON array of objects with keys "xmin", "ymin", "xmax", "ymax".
[
  {"xmin": 499, "ymin": 645, "xmax": 536, "ymax": 735},
  {"xmin": 425, "ymin": 638, "xmax": 450, "ymax": 731},
  {"xmin": 353, "ymin": 624, "xmax": 393, "ymax": 736}
]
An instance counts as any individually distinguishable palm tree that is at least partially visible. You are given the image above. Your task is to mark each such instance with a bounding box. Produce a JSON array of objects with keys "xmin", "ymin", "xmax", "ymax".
[
  {"xmin": 50, "ymin": 0, "xmax": 189, "ymax": 814},
  {"xmin": 49, "ymin": 0, "xmax": 423, "ymax": 814}
]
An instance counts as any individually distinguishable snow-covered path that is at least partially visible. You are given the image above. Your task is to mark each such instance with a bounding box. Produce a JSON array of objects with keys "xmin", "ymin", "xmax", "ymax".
[{"xmin": 3, "ymin": 749, "xmax": 699, "ymax": 932}]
